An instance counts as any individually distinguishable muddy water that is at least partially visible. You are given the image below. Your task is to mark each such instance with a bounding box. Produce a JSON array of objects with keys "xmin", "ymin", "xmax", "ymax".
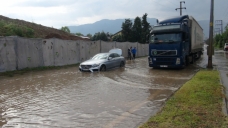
[{"xmin": 0, "ymin": 56, "xmax": 202, "ymax": 128}]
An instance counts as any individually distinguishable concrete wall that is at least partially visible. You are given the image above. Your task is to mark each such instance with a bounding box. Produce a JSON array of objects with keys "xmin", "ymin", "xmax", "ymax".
[
  {"xmin": 0, "ymin": 37, "xmax": 17, "ymax": 72},
  {"xmin": 0, "ymin": 36, "xmax": 149, "ymax": 72}
]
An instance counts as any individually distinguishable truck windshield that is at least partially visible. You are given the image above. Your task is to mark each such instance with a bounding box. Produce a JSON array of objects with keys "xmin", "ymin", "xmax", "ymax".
[{"xmin": 150, "ymin": 33, "xmax": 181, "ymax": 43}]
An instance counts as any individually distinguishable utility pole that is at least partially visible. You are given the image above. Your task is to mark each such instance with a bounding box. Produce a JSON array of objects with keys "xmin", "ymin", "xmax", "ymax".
[
  {"xmin": 215, "ymin": 20, "xmax": 223, "ymax": 34},
  {"xmin": 207, "ymin": 0, "xmax": 214, "ymax": 68},
  {"xmin": 175, "ymin": 1, "xmax": 186, "ymax": 16}
]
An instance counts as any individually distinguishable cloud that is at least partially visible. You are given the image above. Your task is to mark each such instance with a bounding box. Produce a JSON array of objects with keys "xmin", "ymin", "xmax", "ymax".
[{"xmin": 0, "ymin": 0, "xmax": 227, "ymax": 29}]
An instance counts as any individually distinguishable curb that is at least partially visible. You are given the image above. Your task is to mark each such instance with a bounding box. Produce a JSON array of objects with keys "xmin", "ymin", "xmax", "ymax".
[{"xmin": 219, "ymin": 70, "xmax": 228, "ymax": 116}]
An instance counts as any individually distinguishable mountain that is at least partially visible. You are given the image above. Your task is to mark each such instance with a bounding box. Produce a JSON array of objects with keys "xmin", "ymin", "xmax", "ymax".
[
  {"xmin": 68, "ymin": 18, "xmax": 157, "ymax": 36},
  {"xmin": 68, "ymin": 18, "xmax": 210, "ymax": 39}
]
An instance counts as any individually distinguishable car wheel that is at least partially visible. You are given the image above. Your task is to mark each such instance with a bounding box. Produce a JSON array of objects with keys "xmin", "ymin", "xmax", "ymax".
[
  {"xmin": 100, "ymin": 65, "xmax": 106, "ymax": 71},
  {"xmin": 120, "ymin": 61, "xmax": 125, "ymax": 67}
]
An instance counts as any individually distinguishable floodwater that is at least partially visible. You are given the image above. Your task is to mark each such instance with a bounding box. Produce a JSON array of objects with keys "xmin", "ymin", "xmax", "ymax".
[{"xmin": 0, "ymin": 49, "xmax": 210, "ymax": 128}]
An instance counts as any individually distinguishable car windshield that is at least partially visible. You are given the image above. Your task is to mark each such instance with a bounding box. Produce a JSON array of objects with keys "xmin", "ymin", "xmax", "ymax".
[
  {"xmin": 150, "ymin": 33, "xmax": 181, "ymax": 43},
  {"xmin": 91, "ymin": 53, "xmax": 109, "ymax": 60}
]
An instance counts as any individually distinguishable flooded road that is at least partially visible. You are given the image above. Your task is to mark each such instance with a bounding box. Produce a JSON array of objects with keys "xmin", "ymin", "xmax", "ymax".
[{"xmin": 1, "ymin": 52, "xmax": 207, "ymax": 128}]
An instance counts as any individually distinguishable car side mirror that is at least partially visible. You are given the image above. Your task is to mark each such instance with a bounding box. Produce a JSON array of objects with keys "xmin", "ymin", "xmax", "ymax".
[{"xmin": 108, "ymin": 57, "xmax": 112, "ymax": 60}]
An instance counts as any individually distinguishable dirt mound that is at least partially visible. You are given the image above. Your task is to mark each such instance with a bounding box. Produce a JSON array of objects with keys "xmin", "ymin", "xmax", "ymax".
[
  {"xmin": 45, "ymin": 33, "xmax": 68, "ymax": 40},
  {"xmin": 0, "ymin": 15, "xmax": 89, "ymax": 41},
  {"xmin": 44, "ymin": 33, "xmax": 90, "ymax": 41}
]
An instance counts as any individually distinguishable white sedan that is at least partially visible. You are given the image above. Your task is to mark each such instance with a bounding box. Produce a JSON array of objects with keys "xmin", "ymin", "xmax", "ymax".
[{"xmin": 79, "ymin": 49, "xmax": 125, "ymax": 72}]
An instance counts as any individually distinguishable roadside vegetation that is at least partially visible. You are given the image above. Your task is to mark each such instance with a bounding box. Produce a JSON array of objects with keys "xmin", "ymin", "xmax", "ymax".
[
  {"xmin": 139, "ymin": 70, "xmax": 228, "ymax": 128},
  {"xmin": 0, "ymin": 20, "xmax": 35, "ymax": 38},
  {"xmin": 213, "ymin": 24, "xmax": 228, "ymax": 49}
]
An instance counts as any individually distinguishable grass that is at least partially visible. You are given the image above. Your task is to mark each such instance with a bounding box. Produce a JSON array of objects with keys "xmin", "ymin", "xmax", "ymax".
[
  {"xmin": 0, "ymin": 64, "xmax": 79, "ymax": 77},
  {"xmin": 139, "ymin": 70, "xmax": 228, "ymax": 128}
]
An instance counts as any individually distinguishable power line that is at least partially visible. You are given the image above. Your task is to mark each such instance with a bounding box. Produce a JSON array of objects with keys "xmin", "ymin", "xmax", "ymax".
[{"xmin": 151, "ymin": 0, "xmax": 176, "ymax": 10}]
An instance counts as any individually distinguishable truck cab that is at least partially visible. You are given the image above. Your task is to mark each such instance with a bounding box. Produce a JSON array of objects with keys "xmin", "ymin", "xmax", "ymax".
[{"xmin": 148, "ymin": 15, "xmax": 203, "ymax": 68}]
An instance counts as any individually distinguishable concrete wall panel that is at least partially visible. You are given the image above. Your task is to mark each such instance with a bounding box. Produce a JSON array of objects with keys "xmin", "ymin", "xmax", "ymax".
[
  {"xmin": 17, "ymin": 37, "xmax": 43, "ymax": 69},
  {"xmin": 67, "ymin": 40, "xmax": 80, "ymax": 65},
  {"xmin": 74, "ymin": 40, "xmax": 81, "ymax": 64},
  {"xmin": 143, "ymin": 44, "xmax": 149, "ymax": 56},
  {"xmin": 42, "ymin": 39, "xmax": 55, "ymax": 66},
  {"xmin": 137, "ymin": 43, "xmax": 149, "ymax": 57},
  {"xmin": 79, "ymin": 40, "xmax": 100, "ymax": 62},
  {"xmin": 101, "ymin": 41, "xmax": 115, "ymax": 53},
  {"xmin": 53, "ymin": 38, "xmax": 69, "ymax": 66},
  {"xmin": 137, "ymin": 43, "xmax": 143, "ymax": 57},
  {"xmin": 0, "ymin": 37, "xmax": 17, "ymax": 72}
]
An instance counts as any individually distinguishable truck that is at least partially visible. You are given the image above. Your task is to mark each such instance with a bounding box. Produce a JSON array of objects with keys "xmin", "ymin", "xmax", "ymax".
[{"xmin": 148, "ymin": 15, "xmax": 203, "ymax": 68}]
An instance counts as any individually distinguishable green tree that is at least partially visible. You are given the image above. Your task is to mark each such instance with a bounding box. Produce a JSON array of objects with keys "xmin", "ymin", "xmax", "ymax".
[
  {"xmin": 75, "ymin": 32, "xmax": 83, "ymax": 36},
  {"xmin": 100, "ymin": 31, "xmax": 108, "ymax": 41},
  {"xmin": 141, "ymin": 13, "xmax": 150, "ymax": 43},
  {"xmin": 91, "ymin": 31, "xmax": 108, "ymax": 41},
  {"xmin": 213, "ymin": 24, "xmax": 228, "ymax": 48},
  {"xmin": 121, "ymin": 19, "xmax": 132, "ymax": 42},
  {"xmin": 86, "ymin": 33, "xmax": 92, "ymax": 38},
  {"xmin": 132, "ymin": 16, "xmax": 142, "ymax": 42},
  {"xmin": 112, "ymin": 34, "xmax": 123, "ymax": 42},
  {"xmin": 60, "ymin": 26, "xmax": 70, "ymax": 33}
]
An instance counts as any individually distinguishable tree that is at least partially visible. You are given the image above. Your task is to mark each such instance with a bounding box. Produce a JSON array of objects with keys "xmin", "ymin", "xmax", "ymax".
[
  {"xmin": 100, "ymin": 31, "xmax": 108, "ymax": 41},
  {"xmin": 121, "ymin": 19, "xmax": 132, "ymax": 42},
  {"xmin": 141, "ymin": 13, "xmax": 150, "ymax": 43},
  {"xmin": 112, "ymin": 34, "xmax": 123, "ymax": 42},
  {"xmin": 213, "ymin": 23, "xmax": 228, "ymax": 48},
  {"xmin": 86, "ymin": 33, "xmax": 92, "ymax": 38},
  {"xmin": 60, "ymin": 26, "xmax": 70, "ymax": 33},
  {"xmin": 132, "ymin": 16, "xmax": 142, "ymax": 42},
  {"xmin": 75, "ymin": 32, "xmax": 83, "ymax": 36},
  {"xmin": 91, "ymin": 31, "xmax": 108, "ymax": 41}
]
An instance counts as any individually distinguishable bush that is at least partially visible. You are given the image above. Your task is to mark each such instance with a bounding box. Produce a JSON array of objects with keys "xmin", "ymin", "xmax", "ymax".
[{"xmin": 0, "ymin": 20, "xmax": 34, "ymax": 38}]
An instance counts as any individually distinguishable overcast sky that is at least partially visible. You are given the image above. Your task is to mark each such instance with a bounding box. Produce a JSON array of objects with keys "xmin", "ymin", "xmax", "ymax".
[{"xmin": 0, "ymin": 0, "xmax": 227, "ymax": 29}]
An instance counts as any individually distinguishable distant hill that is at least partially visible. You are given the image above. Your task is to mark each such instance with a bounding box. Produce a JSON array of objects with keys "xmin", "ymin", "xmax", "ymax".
[
  {"xmin": 68, "ymin": 18, "xmax": 210, "ymax": 39},
  {"xmin": 68, "ymin": 18, "xmax": 158, "ymax": 36}
]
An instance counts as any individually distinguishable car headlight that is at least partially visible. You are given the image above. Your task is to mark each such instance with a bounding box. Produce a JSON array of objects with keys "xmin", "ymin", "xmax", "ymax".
[{"xmin": 92, "ymin": 63, "xmax": 100, "ymax": 67}]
